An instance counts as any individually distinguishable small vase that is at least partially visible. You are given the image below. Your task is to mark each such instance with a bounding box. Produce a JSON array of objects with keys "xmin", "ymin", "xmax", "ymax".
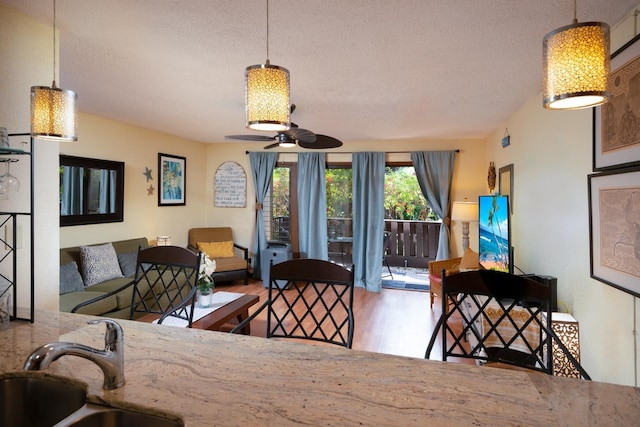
[{"xmin": 197, "ymin": 291, "xmax": 213, "ymax": 308}]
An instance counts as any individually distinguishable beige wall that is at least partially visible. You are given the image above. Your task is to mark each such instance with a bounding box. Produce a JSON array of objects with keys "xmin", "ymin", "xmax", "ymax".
[
  {"xmin": 0, "ymin": 4, "xmax": 60, "ymax": 312},
  {"xmin": 59, "ymin": 113, "xmax": 207, "ymax": 249},
  {"xmin": 484, "ymin": 7, "xmax": 640, "ymax": 386}
]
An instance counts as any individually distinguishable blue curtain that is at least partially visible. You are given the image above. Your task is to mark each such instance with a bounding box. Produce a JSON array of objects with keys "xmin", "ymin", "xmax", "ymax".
[
  {"xmin": 249, "ymin": 152, "xmax": 278, "ymax": 278},
  {"xmin": 297, "ymin": 153, "xmax": 328, "ymax": 259},
  {"xmin": 61, "ymin": 166, "xmax": 83, "ymax": 215},
  {"xmin": 411, "ymin": 151, "xmax": 456, "ymax": 260},
  {"xmin": 352, "ymin": 152, "xmax": 385, "ymax": 291}
]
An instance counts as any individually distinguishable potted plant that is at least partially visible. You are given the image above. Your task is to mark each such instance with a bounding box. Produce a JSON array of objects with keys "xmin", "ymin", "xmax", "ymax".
[{"xmin": 197, "ymin": 254, "xmax": 216, "ymax": 308}]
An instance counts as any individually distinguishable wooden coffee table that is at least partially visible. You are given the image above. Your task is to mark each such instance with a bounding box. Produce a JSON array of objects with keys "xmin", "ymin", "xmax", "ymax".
[{"xmin": 138, "ymin": 293, "xmax": 259, "ymax": 334}]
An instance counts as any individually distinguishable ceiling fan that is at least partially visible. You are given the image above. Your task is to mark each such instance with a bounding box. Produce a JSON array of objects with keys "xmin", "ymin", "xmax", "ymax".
[{"xmin": 225, "ymin": 105, "xmax": 343, "ymax": 150}]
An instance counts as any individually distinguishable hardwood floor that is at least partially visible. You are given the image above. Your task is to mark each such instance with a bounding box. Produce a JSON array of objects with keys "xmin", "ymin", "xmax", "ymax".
[{"xmin": 220, "ymin": 278, "xmax": 444, "ymax": 360}]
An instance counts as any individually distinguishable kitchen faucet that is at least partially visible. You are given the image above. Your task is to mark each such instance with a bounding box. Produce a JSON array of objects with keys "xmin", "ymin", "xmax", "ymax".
[{"xmin": 23, "ymin": 319, "xmax": 125, "ymax": 390}]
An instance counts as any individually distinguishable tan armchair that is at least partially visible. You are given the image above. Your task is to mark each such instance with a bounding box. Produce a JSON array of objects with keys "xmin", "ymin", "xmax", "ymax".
[
  {"xmin": 188, "ymin": 227, "xmax": 250, "ymax": 285},
  {"xmin": 428, "ymin": 257, "xmax": 461, "ymax": 311}
]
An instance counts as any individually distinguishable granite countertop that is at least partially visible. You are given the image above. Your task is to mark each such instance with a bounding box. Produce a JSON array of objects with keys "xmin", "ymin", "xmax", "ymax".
[{"xmin": 1, "ymin": 311, "xmax": 639, "ymax": 426}]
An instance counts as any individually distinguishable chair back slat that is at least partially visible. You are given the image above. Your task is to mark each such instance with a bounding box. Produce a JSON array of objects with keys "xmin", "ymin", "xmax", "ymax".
[
  {"xmin": 266, "ymin": 259, "xmax": 355, "ymax": 348},
  {"xmin": 129, "ymin": 246, "xmax": 201, "ymax": 327},
  {"xmin": 425, "ymin": 269, "xmax": 590, "ymax": 379}
]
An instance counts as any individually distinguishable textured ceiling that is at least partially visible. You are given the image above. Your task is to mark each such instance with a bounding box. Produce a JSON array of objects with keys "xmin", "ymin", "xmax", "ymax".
[{"xmin": 2, "ymin": 0, "xmax": 638, "ymax": 145}]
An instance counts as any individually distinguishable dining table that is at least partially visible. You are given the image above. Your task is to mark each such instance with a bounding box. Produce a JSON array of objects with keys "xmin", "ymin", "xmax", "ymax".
[{"xmin": 1, "ymin": 310, "xmax": 639, "ymax": 426}]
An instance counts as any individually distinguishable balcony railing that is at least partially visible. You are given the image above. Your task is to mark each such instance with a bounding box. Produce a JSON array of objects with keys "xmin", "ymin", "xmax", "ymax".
[
  {"xmin": 273, "ymin": 217, "xmax": 441, "ymax": 269},
  {"xmin": 384, "ymin": 220, "xmax": 441, "ymax": 268}
]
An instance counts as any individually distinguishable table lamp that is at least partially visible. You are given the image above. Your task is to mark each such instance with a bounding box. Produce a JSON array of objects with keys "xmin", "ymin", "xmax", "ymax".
[
  {"xmin": 551, "ymin": 312, "xmax": 582, "ymax": 378},
  {"xmin": 451, "ymin": 200, "xmax": 479, "ymax": 251},
  {"xmin": 156, "ymin": 236, "xmax": 172, "ymax": 246}
]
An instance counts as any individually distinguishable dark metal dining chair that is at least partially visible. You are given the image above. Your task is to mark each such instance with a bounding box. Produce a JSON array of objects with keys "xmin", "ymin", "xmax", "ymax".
[
  {"xmin": 425, "ymin": 269, "xmax": 590, "ymax": 379},
  {"xmin": 128, "ymin": 246, "xmax": 202, "ymax": 327},
  {"xmin": 231, "ymin": 258, "xmax": 356, "ymax": 348}
]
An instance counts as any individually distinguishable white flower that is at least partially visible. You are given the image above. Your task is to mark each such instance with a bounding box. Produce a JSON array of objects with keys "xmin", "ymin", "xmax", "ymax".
[{"xmin": 198, "ymin": 254, "xmax": 216, "ymax": 287}]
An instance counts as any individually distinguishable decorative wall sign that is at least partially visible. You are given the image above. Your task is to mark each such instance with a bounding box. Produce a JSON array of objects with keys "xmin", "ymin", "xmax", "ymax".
[
  {"xmin": 593, "ymin": 33, "xmax": 640, "ymax": 171},
  {"xmin": 588, "ymin": 166, "xmax": 640, "ymax": 297},
  {"xmin": 214, "ymin": 161, "xmax": 247, "ymax": 208},
  {"xmin": 158, "ymin": 153, "xmax": 186, "ymax": 206}
]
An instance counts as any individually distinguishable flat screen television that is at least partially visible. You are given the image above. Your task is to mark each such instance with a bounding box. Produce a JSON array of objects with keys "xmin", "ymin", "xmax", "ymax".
[{"xmin": 478, "ymin": 195, "xmax": 512, "ymax": 273}]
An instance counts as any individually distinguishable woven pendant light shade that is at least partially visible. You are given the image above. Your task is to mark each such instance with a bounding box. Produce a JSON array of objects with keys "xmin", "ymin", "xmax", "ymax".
[
  {"xmin": 30, "ymin": 85, "xmax": 78, "ymax": 141},
  {"xmin": 245, "ymin": 62, "xmax": 290, "ymax": 131},
  {"xmin": 543, "ymin": 21, "xmax": 610, "ymax": 110}
]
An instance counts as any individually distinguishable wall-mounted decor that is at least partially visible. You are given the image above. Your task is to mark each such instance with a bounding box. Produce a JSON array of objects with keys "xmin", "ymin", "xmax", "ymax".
[
  {"xmin": 143, "ymin": 167, "xmax": 153, "ymax": 182},
  {"xmin": 499, "ymin": 164, "xmax": 514, "ymax": 214},
  {"xmin": 593, "ymin": 33, "xmax": 640, "ymax": 171},
  {"xmin": 158, "ymin": 153, "xmax": 186, "ymax": 206},
  {"xmin": 588, "ymin": 167, "xmax": 640, "ymax": 297},
  {"xmin": 501, "ymin": 128, "xmax": 511, "ymax": 148},
  {"xmin": 487, "ymin": 162, "xmax": 496, "ymax": 193},
  {"xmin": 214, "ymin": 161, "xmax": 247, "ymax": 208},
  {"xmin": 59, "ymin": 155, "xmax": 124, "ymax": 226}
]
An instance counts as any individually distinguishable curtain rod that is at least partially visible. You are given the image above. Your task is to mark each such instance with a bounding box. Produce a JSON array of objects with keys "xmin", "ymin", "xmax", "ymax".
[{"xmin": 245, "ymin": 149, "xmax": 460, "ymax": 155}]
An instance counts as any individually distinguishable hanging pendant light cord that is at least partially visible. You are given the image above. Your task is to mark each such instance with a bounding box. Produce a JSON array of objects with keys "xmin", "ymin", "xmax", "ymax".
[
  {"xmin": 266, "ymin": 0, "xmax": 270, "ymax": 62},
  {"xmin": 573, "ymin": 0, "xmax": 578, "ymax": 24},
  {"xmin": 52, "ymin": 0, "xmax": 57, "ymax": 88}
]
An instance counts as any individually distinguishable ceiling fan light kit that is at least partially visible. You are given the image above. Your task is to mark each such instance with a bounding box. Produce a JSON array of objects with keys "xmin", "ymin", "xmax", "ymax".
[
  {"xmin": 31, "ymin": 0, "xmax": 78, "ymax": 141},
  {"xmin": 542, "ymin": 0, "xmax": 610, "ymax": 110}
]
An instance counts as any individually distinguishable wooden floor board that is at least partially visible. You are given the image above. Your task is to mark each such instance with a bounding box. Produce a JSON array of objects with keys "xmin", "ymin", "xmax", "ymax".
[{"xmin": 220, "ymin": 278, "xmax": 445, "ymax": 360}]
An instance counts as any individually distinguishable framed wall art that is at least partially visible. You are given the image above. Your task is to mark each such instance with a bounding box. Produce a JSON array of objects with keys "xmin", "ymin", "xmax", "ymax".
[
  {"xmin": 158, "ymin": 153, "xmax": 186, "ymax": 206},
  {"xmin": 593, "ymin": 33, "xmax": 640, "ymax": 171},
  {"xmin": 588, "ymin": 166, "xmax": 640, "ymax": 297},
  {"xmin": 214, "ymin": 161, "xmax": 247, "ymax": 208}
]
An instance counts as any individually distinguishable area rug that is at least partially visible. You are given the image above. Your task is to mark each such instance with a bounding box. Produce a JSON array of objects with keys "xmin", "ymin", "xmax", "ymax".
[{"xmin": 382, "ymin": 278, "xmax": 430, "ymax": 291}]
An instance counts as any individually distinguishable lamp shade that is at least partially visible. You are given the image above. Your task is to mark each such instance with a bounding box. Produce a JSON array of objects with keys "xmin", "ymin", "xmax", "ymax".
[
  {"xmin": 543, "ymin": 21, "xmax": 610, "ymax": 110},
  {"xmin": 156, "ymin": 236, "xmax": 172, "ymax": 246},
  {"xmin": 30, "ymin": 85, "xmax": 78, "ymax": 141},
  {"xmin": 551, "ymin": 312, "xmax": 581, "ymax": 378},
  {"xmin": 451, "ymin": 201, "xmax": 479, "ymax": 222},
  {"xmin": 245, "ymin": 62, "xmax": 290, "ymax": 131}
]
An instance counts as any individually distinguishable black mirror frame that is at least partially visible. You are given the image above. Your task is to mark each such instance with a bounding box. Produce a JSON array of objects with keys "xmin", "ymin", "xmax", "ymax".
[{"xmin": 60, "ymin": 155, "xmax": 125, "ymax": 227}]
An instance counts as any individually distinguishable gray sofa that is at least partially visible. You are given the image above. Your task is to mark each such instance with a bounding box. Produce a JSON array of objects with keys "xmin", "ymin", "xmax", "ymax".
[{"xmin": 59, "ymin": 237, "xmax": 149, "ymax": 318}]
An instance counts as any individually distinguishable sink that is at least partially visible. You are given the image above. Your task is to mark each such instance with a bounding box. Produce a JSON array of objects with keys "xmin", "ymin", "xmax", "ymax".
[
  {"xmin": 0, "ymin": 372, "xmax": 182, "ymax": 427},
  {"xmin": 65, "ymin": 404, "xmax": 183, "ymax": 427},
  {"xmin": 0, "ymin": 373, "xmax": 87, "ymax": 427}
]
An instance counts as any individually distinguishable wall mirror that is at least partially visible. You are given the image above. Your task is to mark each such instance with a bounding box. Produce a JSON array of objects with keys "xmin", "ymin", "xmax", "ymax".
[
  {"xmin": 499, "ymin": 163, "xmax": 514, "ymax": 214},
  {"xmin": 60, "ymin": 155, "xmax": 125, "ymax": 226}
]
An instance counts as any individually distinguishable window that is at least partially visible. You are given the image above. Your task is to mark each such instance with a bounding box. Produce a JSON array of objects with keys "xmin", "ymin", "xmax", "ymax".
[{"xmin": 326, "ymin": 166, "xmax": 352, "ymax": 237}]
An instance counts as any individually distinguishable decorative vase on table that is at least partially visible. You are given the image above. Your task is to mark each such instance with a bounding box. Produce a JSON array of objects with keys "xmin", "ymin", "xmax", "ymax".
[
  {"xmin": 197, "ymin": 289, "xmax": 213, "ymax": 308},
  {"xmin": 197, "ymin": 254, "xmax": 216, "ymax": 308}
]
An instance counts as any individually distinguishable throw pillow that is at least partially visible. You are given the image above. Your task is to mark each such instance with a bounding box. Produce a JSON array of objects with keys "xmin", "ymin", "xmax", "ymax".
[
  {"xmin": 117, "ymin": 251, "xmax": 138, "ymax": 278},
  {"xmin": 59, "ymin": 261, "xmax": 85, "ymax": 294},
  {"xmin": 79, "ymin": 243, "xmax": 124, "ymax": 287},
  {"xmin": 197, "ymin": 241, "xmax": 235, "ymax": 258},
  {"xmin": 459, "ymin": 248, "xmax": 480, "ymax": 271}
]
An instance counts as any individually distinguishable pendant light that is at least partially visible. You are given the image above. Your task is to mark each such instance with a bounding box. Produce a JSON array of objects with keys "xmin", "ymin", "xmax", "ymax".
[
  {"xmin": 31, "ymin": 0, "xmax": 78, "ymax": 141},
  {"xmin": 542, "ymin": 0, "xmax": 610, "ymax": 110},
  {"xmin": 245, "ymin": 0, "xmax": 290, "ymax": 131}
]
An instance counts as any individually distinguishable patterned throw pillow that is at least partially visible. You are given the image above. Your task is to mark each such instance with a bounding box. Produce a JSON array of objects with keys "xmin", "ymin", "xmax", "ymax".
[
  {"xmin": 59, "ymin": 261, "xmax": 85, "ymax": 294},
  {"xmin": 197, "ymin": 241, "xmax": 235, "ymax": 258},
  {"xmin": 79, "ymin": 243, "xmax": 124, "ymax": 287}
]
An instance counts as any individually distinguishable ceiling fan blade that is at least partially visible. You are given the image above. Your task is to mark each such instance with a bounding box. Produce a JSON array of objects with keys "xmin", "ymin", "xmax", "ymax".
[
  {"xmin": 284, "ymin": 128, "xmax": 316, "ymax": 143},
  {"xmin": 264, "ymin": 142, "xmax": 281, "ymax": 150},
  {"xmin": 225, "ymin": 134, "xmax": 276, "ymax": 142},
  {"xmin": 298, "ymin": 134, "xmax": 343, "ymax": 149}
]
